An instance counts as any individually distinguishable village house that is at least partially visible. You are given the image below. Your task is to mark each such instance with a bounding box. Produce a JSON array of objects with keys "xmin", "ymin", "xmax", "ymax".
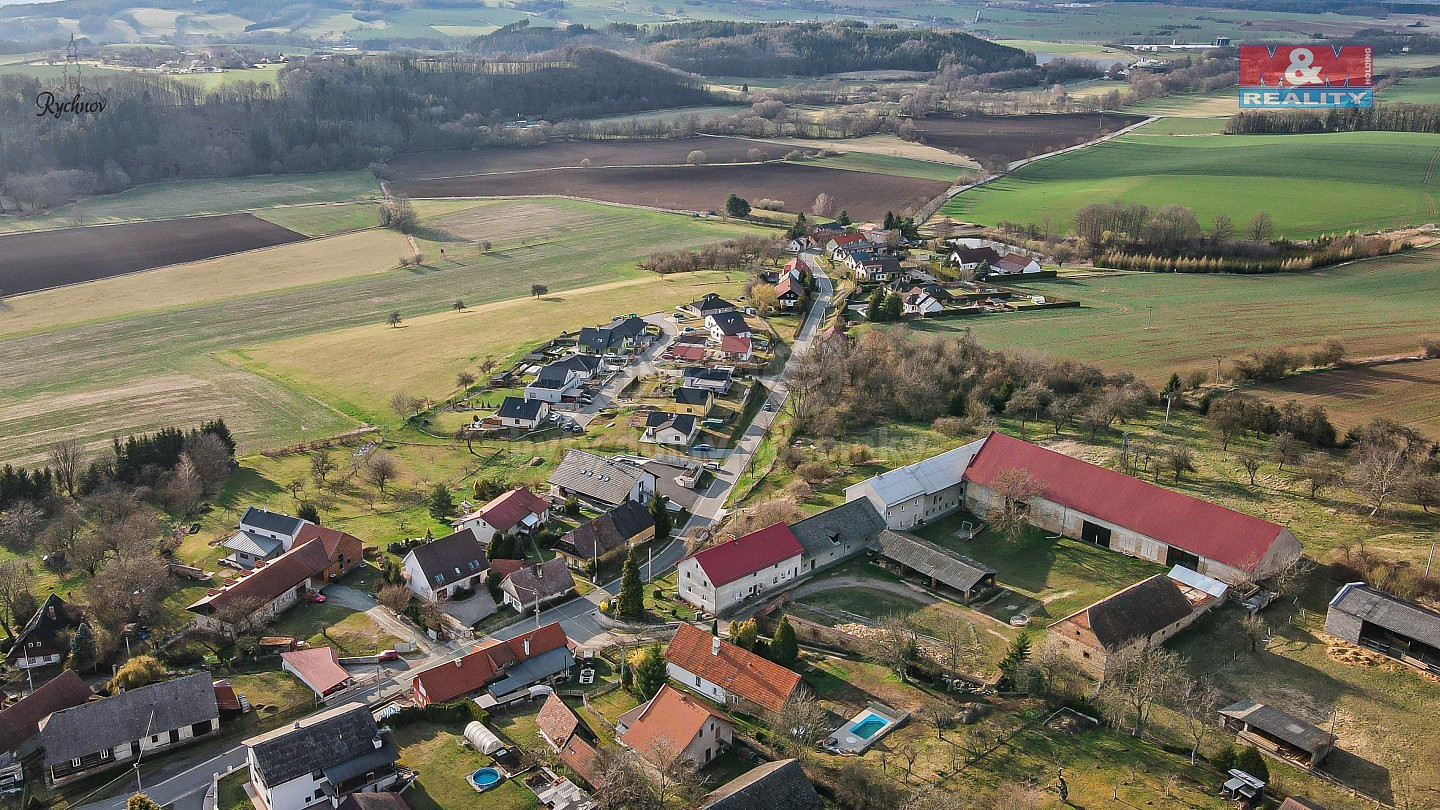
[
  {"xmin": 642, "ymin": 411, "xmax": 700, "ymax": 447},
  {"xmin": 677, "ymin": 522, "xmax": 805, "ymax": 615},
  {"xmin": 672, "ymin": 386, "xmax": 714, "ymax": 417},
  {"xmin": 38, "ymin": 672, "xmax": 219, "ymax": 786},
  {"xmin": 719, "ymin": 335, "xmax": 753, "ymax": 362},
  {"xmin": 789, "ymin": 498, "xmax": 887, "ymax": 575},
  {"xmin": 496, "ymin": 396, "xmax": 550, "ymax": 430},
  {"xmin": 410, "ymin": 622, "xmax": 573, "ymax": 708},
  {"xmin": 682, "ymin": 366, "xmax": 733, "ymax": 395},
  {"xmin": 451, "ymin": 487, "xmax": 550, "ymax": 546},
  {"xmin": 845, "ymin": 437, "xmax": 986, "ymax": 529},
  {"xmin": 244, "ymin": 702, "xmax": 403, "ymax": 810},
  {"xmin": 1218, "ymin": 700, "xmax": 1336, "ymax": 769},
  {"xmin": 1324, "ymin": 582, "xmax": 1440, "ymax": 675},
  {"xmin": 617, "ymin": 684, "xmax": 734, "ymax": 769},
  {"xmin": 552, "ymin": 499, "xmax": 656, "ymax": 570},
  {"xmin": 963, "ymin": 432, "xmax": 1302, "ymax": 583},
  {"xmin": 665, "ymin": 343, "xmax": 707, "ymax": 363},
  {"xmin": 698, "ymin": 759, "xmax": 823, "ymax": 810},
  {"xmin": 1047, "ymin": 574, "xmax": 1218, "ymax": 677},
  {"xmin": 853, "ymin": 253, "xmax": 902, "ymax": 282},
  {"xmin": 0, "ymin": 669, "xmax": 92, "ymax": 791},
  {"xmin": 872, "ymin": 530, "xmax": 998, "ymax": 604},
  {"xmin": 549, "ymin": 353, "xmax": 600, "ymax": 380},
  {"xmin": 498, "ymin": 558, "xmax": 576, "ymax": 613},
  {"xmin": 896, "ymin": 286, "xmax": 944, "ymax": 317},
  {"xmin": 664, "ymin": 623, "xmax": 802, "ymax": 715},
  {"xmin": 294, "ymin": 524, "xmax": 364, "ymax": 585},
  {"xmin": 548, "ymin": 449, "xmax": 657, "ymax": 509},
  {"xmin": 6, "ymin": 593, "xmax": 80, "ymax": 670},
  {"xmin": 826, "ymin": 232, "xmax": 868, "ymax": 256},
  {"xmin": 525, "ymin": 363, "xmax": 581, "ymax": 403},
  {"xmin": 578, "ymin": 316, "xmax": 649, "ymax": 356},
  {"xmin": 402, "ymin": 528, "xmax": 490, "ymax": 602},
  {"xmin": 706, "ymin": 311, "xmax": 752, "ymax": 342},
  {"xmin": 281, "ymin": 647, "xmax": 354, "ymax": 701},
  {"xmin": 948, "ymin": 246, "xmax": 1001, "ymax": 271},
  {"xmin": 774, "ymin": 274, "xmax": 803, "ymax": 310},
  {"xmin": 990, "ymin": 252, "xmax": 1043, "ymax": 275},
  {"xmin": 536, "ymin": 693, "xmax": 603, "ymax": 789},
  {"xmin": 683, "ymin": 294, "xmax": 736, "ymax": 319},
  {"xmin": 187, "ymin": 538, "xmax": 334, "ymax": 634},
  {"xmin": 222, "ymin": 507, "xmax": 311, "ymax": 568}
]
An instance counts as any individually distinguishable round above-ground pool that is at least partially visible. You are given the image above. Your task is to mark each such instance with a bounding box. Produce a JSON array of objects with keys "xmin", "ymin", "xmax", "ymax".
[{"xmin": 468, "ymin": 767, "xmax": 503, "ymax": 792}]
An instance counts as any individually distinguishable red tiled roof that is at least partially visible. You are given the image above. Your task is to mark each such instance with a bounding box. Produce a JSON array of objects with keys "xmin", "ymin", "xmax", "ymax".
[
  {"xmin": 293, "ymin": 524, "xmax": 362, "ymax": 567},
  {"xmin": 664, "ymin": 624, "xmax": 801, "ymax": 714},
  {"xmin": 829, "ymin": 233, "xmax": 866, "ymax": 248},
  {"xmin": 964, "ymin": 432, "xmax": 1288, "ymax": 571},
  {"xmin": 689, "ymin": 523, "xmax": 804, "ymax": 587},
  {"xmin": 281, "ymin": 647, "xmax": 352, "ymax": 696},
  {"xmin": 537, "ymin": 692, "xmax": 581, "ymax": 748},
  {"xmin": 560, "ymin": 734, "xmax": 603, "ymax": 788},
  {"xmin": 187, "ymin": 537, "xmax": 330, "ymax": 615},
  {"xmin": 0, "ymin": 669, "xmax": 92, "ymax": 754},
  {"xmin": 620, "ymin": 685, "xmax": 730, "ymax": 766},
  {"xmin": 775, "ymin": 275, "xmax": 798, "ymax": 298},
  {"xmin": 474, "ymin": 487, "xmax": 550, "ymax": 533},
  {"xmin": 720, "ymin": 335, "xmax": 751, "ymax": 355},
  {"xmin": 410, "ymin": 622, "xmax": 570, "ymax": 704},
  {"xmin": 489, "ymin": 558, "xmax": 528, "ymax": 580}
]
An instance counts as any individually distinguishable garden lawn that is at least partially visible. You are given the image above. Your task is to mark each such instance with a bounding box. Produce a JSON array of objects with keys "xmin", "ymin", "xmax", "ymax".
[
  {"xmin": 267, "ymin": 603, "xmax": 401, "ymax": 657},
  {"xmin": 392, "ymin": 722, "xmax": 539, "ymax": 809},
  {"xmin": 943, "ymin": 131, "xmax": 1440, "ymax": 237}
]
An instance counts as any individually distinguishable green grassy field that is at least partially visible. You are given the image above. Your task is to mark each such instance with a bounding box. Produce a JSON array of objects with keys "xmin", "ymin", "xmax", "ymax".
[
  {"xmin": 0, "ymin": 198, "xmax": 759, "ymax": 464},
  {"xmin": 943, "ymin": 131, "xmax": 1440, "ymax": 237},
  {"xmin": 0, "ymin": 171, "xmax": 381, "ymax": 233},
  {"xmin": 1123, "ymin": 89, "xmax": 1238, "ymax": 117},
  {"xmin": 1131, "ymin": 117, "xmax": 1229, "ymax": 135},
  {"xmin": 794, "ymin": 151, "xmax": 972, "ymax": 182},
  {"xmin": 915, "ymin": 247, "xmax": 1440, "ymax": 385},
  {"xmin": 1376, "ymin": 75, "xmax": 1440, "ymax": 105},
  {"xmin": 254, "ymin": 202, "xmax": 381, "ymax": 236}
]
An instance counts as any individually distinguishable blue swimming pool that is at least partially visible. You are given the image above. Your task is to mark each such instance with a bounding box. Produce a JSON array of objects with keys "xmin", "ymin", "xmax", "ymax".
[
  {"xmin": 470, "ymin": 767, "xmax": 502, "ymax": 791},
  {"xmin": 852, "ymin": 714, "xmax": 887, "ymax": 739}
]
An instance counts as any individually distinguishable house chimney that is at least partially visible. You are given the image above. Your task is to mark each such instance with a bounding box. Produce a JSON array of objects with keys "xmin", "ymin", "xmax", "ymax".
[
  {"xmin": 711, "ymin": 636, "xmax": 721, "ymax": 656},
  {"xmin": 372, "ymin": 735, "xmax": 383, "ymax": 750},
  {"xmin": 455, "ymin": 658, "xmax": 462, "ymax": 667},
  {"xmin": 47, "ymin": 605, "xmax": 56, "ymax": 619},
  {"xmin": 523, "ymin": 637, "xmax": 531, "ymax": 657}
]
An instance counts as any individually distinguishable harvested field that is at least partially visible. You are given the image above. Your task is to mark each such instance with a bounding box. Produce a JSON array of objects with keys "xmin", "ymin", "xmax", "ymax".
[
  {"xmin": 392, "ymin": 163, "xmax": 948, "ymax": 221},
  {"xmin": 911, "ymin": 112, "xmax": 1147, "ymax": 165},
  {"xmin": 1245, "ymin": 359, "xmax": 1440, "ymax": 439},
  {"xmin": 385, "ymin": 137, "xmax": 792, "ymax": 181},
  {"xmin": 0, "ymin": 214, "xmax": 304, "ymax": 295}
]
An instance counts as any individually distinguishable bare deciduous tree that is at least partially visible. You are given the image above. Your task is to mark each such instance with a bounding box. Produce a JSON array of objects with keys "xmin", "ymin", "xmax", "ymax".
[
  {"xmin": 379, "ymin": 584, "xmax": 413, "ymax": 615},
  {"xmin": 1097, "ymin": 643, "xmax": 1186, "ymax": 738},
  {"xmin": 938, "ymin": 619, "xmax": 984, "ymax": 676},
  {"xmin": 0, "ymin": 500, "xmax": 44, "ymax": 546},
  {"xmin": 48, "ymin": 439, "xmax": 83, "ymax": 499},
  {"xmin": 1350, "ymin": 438, "xmax": 1416, "ymax": 516},
  {"xmin": 1269, "ymin": 556, "xmax": 1317, "ymax": 605},
  {"xmin": 362, "ymin": 451, "xmax": 400, "ymax": 494},
  {"xmin": 768, "ymin": 689, "xmax": 828, "ymax": 759},
  {"xmin": 869, "ymin": 613, "xmax": 920, "ymax": 682},
  {"xmin": 184, "ymin": 432, "xmax": 232, "ymax": 492},
  {"xmin": 1173, "ymin": 675, "xmax": 1220, "ymax": 764},
  {"xmin": 1239, "ymin": 612, "xmax": 1269, "ymax": 653},
  {"xmin": 1235, "ymin": 451, "xmax": 1262, "ymax": 487},
  {"xmin": 1292, "ymin": 452, "xmax": 1340, "ymax": 499},
  {"xmin": 989, "ymin": 467, "xmax": 1043, "ymax": 542},
  {"xmin": 163, "ymin": 454, "xmax": 204, "ymax": 514},
  {"xmin": 311, "ymin": 449, "xmax": 337, "ymax": 488}
]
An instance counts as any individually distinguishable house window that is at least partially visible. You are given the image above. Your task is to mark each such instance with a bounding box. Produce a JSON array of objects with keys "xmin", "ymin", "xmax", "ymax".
[
  {"xmin": 695, "ymin": 675, "xmax": 702, "ymax": 686},
  {"xmin": 71, "ymin": 758, "xmax": 82, "ymax": 769}
]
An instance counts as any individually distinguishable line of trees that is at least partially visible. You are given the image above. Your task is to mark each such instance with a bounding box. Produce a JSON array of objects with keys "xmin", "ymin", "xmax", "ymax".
[
  {"xmin": 1227, "ymin": 104, "xmax": 1440, "ymax": 135},
  {"xmin": 638, "ymin": 234, "xmax": 783, "ymax": 274}
]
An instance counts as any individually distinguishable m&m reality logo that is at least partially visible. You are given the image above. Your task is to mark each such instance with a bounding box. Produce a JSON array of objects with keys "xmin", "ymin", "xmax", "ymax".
[{"xmin": 1238, "ymin": 45, "xmax": 1373, "ymax": 109}]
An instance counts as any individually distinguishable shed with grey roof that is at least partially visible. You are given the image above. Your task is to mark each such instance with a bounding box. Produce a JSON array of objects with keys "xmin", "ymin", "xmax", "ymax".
[
  {"xmin": 1325, "ymin": 582, "xmax": 1440, "ymax": 674},
  {"xmin": 871, "ymin": 530, "xmax": 997, "ymax": 603},
  {"xmin": 1219, "ymin": 700, "xmax": 1335, "ymax": 768},
  {"xmin": 699, "ymin": 758, "xmax": 822, "ymax": 810},
  {"xmin": 240, "ymin": 506, "xmax": 307, "ymax": 539},
  {"xmin": 38, "ymin": 672, "xmax": 219, "ymax": 785}
]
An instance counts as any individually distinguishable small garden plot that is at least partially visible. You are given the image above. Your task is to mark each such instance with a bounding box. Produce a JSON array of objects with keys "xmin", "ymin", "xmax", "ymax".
[{"xmin": 392, "ymin": 722, "xmax": 538, "ymax": 810}]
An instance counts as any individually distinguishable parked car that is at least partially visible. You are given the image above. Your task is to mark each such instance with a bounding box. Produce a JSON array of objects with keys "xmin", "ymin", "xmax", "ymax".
[
  {"xmin": 704, "ymin": 461, "xmax": 721, "ymax": 471},
  {"xmin": 378, "ymin": 649, "xmax": 401, "ymax": 662},
  {"xmin": 693, "ymin": 443, "xmax": 712, "ymax": 452},
  {"xmin": 308, "ymin": 592, "xmax": 327, "ymax": 603},
  {"xmin": 762, "ymin": 402, "xmax": 776, "ymax": 412}
]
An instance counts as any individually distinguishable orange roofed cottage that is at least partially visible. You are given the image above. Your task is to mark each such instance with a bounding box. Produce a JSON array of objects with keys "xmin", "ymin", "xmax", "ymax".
[
  {"xmin": 664, "ymin": 623, "xmax": 801, "ymax": 714},
  {"xmin": 617, "ymin": 684, "xmax": 734, "ymax": 769},
  {"xmin": 409, "ymin": 622, "xmax": 574, "ymax": 708}
]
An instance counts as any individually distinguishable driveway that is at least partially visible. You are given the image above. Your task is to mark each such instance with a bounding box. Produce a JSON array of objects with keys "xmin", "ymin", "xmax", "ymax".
[{"xmin": 571, "ymin": 312, "xmax": 678, "ymax": 427}]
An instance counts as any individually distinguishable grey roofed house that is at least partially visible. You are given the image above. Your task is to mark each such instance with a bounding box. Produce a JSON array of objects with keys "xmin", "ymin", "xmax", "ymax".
[
  {"xmin": 688, "ymin": 294, "xmax": 736, "ymax": 316},
  {"xmin": 555, "ymin": 499, "xmax": 654, "ymax": 560},
  {"xmin": 222, "ymin": 529, "xmax": 283, "ymax": 558},
  {"xmin": 638, "ymin": 458, "xmax": 702, "ymax": 512},
  {"xmin": 483, "ymin": 645, "xmax": 575, "ymax": 702},
  {"xmin": 699, "ymin": 758, "xmax": 822, "ymax": 810},
  {"xmin": 708, "ymin": 311, "xmax": 750, "ymax": 335},
  {"xmin": 240, "ymin": 506, "xmax": 306, "ymax": 537},
  {"xmin": 498, "ymin": 396, "xmax": 546, "ymax": 421},
  {"xmin": 579, "ymin": 317, "xmax": 647, "ymax": 353},
  {"xmin": 38, "ymin": 672, "xmax": 219, "ymax": 767},
  {"xmin": 6, "ymin": 593, "xmax": 80, "ymax": 665},
  {"xmin": 682, "ymin": 366, "xmax": 733, "ymax": 385},
  {"xmin": 854, "ymin": 437, "xmax": 986, "ymax": 508},
  {"xmin": 872, "ymin": 530, "xmax": 997, "ymax": 596},
  {"xmin": 532, "ymin": 364, "xmax": 575, "ymax": 385},
  {"xmin": 789, "ymin": 499, "xmax": 886, "ymax": 559},
  {"xmin": 548, "ymin": 449, "xmax": 650, "ymax": 507},
  {"xmin": 1219, "ymin": 700, "xmax": 1335, "ymax": 764},
  {"xmin": 674, "ymin": 386, "xmax": 712, "ymax": 406},
  {"xmin": 551, "ymin": 354, "xmax": 600, "ymax": 376},
  {"xmin": 1073, "ymin": 575, "xmax": 1195, "ymax": 648},
  {"xmin": 407, "ymin": 528, "xmax": 490, "ymax": 589},
  {"xmin": 645, "ymin": 411, "xmax": 697, "ymax": 433},
  {"xmin": 246, "ymin": 702, "xmax": 397, "ymax": 789},
  {"xmin": 502, "ymin": 558, "xmax": 576, "ymax": 603},
  {"xmin": 0, "ymin": 669, "xmax": 92, "ymax": 760}
]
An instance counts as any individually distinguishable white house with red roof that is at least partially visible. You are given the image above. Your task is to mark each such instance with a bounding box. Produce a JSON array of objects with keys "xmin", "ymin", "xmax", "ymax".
[
  {"xmin": 961, "ymin": 432, "xmax": 1301, "ymax": 583},
  {"xmin": 410, "ymin": 622, "xmax": 573, "ymax": 708},
  {"xmin": 664, "ymin": 623, "xmax": 802, "ymax": 714},
  {"xmin": 617, "ymin": 684, "xmax": 734, "ymax": 769},
  {"xmin": 451, "ymin": 487, "xmax": 551, "ymax": 545},
  {"xmin": 677, "ymin": 523, "xmax": 805, "ymax": 614}
]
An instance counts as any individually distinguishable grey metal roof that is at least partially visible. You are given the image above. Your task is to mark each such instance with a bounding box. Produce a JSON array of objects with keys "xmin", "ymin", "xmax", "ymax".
[
  {"xmin": 699, "ymin": 759, "xmax": 822, "ymax": 810},
  {"xmin": 789, "ymin": 500, "xmax": 886, "ymax": 558},
  {"xmin": 240, "ymin": 506, "xmax": 306, "ymax": 537},
  {"xmin": 708, "ymin": 312, "xmax": 749, "ymax": 335},
  {"xmin": 246, "ymin": 703, "xmax": 389, "ymax": 787},
  {"xmin": 485, "ymin": 646, "xmax": 574, "ymax": 698},
  {"xmin": 222, "ymin": 530, "xmax": 283, "ymax": 558},
  {"xmin": 645, "ymin": 412, "xmax": 696, "ymax": 435},
  {"xmin": 675, "ymin": 387, "xmax": 711, "ymax": 405},
  {"xmin": 690, "ymin": 295, "xmax": 735, "ymax": 314},
  {"xmin": 548, "ymin": 450, "xmax": 647, "ymax": 505},
  {"xmin": 1329, "ymin": 583, "xmax": 1440, "ymax": 649},
  {"xmin": 39, "ymin": 673, "xmax": 218, "ymax": 765},
  {"xmin": 557, "ymin": 500, "xmax": 655, "ymax": 559},
  {"xmin": 858, "ymin": 437, "xmax": 985, "ymax": 506},
  {"xmin": 407, "ymin": 529, "xmax": 490, "ymax": 588},
  {"xmin": 498, "ymin": 396, "xmax": 545, "ymax": 421},
  {"xmin": 1219, "ymin": 700, "xmax": 1334, "ymax": 755},
  {"xmin": 682, "ymin": 367, "xmax": 732, "ymax": 383},
  {"xmin": 553, "ymin": 354, "xmax": 599, "ymax": 374},
  {"xmin": 322, "ymin": 741, "xmax": 400, "ymax": 785},
  {"xmin": 872, "ymin": 530, "xmax": 996, "ymax": 592}
]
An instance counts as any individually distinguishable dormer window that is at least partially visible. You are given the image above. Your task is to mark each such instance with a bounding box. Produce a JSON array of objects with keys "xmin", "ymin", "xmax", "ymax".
[{"xmin": 433, "ymin": 574, "xmax": 444, "ymax": 584}]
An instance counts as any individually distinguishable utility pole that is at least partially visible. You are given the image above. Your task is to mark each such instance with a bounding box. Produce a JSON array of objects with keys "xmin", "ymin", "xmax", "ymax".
[
  {"xmin": 1162, "ymin": 393, "xmax": 1174, "ymax": 428},
  {"xmin": 1215, "ymin": 355, "xmax": 1222, "ymax": 384},
  {"xmin": 1426, "ymin": 537, "xmax": 1436, "ymax": 577},
  {"xmin": 1146, "ymin": 305, "xmax": 1155, "ymax": 330}
]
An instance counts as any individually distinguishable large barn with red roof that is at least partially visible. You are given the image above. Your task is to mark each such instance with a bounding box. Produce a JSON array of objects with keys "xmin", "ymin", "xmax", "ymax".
[{"xmin": 961, "ymin": 432, "xmax": 1301, "ymax": 583}]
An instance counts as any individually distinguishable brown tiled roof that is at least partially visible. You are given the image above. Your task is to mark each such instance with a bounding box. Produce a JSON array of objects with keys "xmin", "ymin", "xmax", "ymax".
[
  {"xmin": 187, "ymin": 538, "xmax": 330, "ymax": 615},
  {"xmin": 466, "ymin": 487, "xmax": 550, "ymax": 533},
  {"xmin": 1051, "ymin": 575, "xmax": 1194, "ymax": 649},
  {"xmin": 411, "ymin": 622, "xmax": 569, "ymax": 704},
  {"xmin": 664, "ymin": 624, "xmax": 801, "ymax": 714},
  {"xmin": 293, "ymin": 524, "xmax": 363, "ymax": 567},
  {"xmin": 338, "ymin": 793, "xmax": 410, "ymax": 810},
  {"xmin": 0, "ymin": 670, "xmax": 92, "ymax": 754},
  {"xmin": 619, "ymin": 685, "xmax": 730, "ymax": 766},
  {"xmin": 281, "ymin": 647, "xmax": 352, "ymax": 696},
  {"xmin": 502, "ymin": 558, "xmax": 575, "ymax": 602},
  {"xmin": 560, "ymin": 734, "xmax": 603, "ymax": 788},
  {"xmin": 489, "ymin": 558, "xmax": 528, "ymax": 580},
  {"xmin": 537, "ymin": 693, "xmax": 581, "ymax": 748},
  {"xmin": 555, "ymin": 499, "xmax": 653, "ymax": 561}
]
